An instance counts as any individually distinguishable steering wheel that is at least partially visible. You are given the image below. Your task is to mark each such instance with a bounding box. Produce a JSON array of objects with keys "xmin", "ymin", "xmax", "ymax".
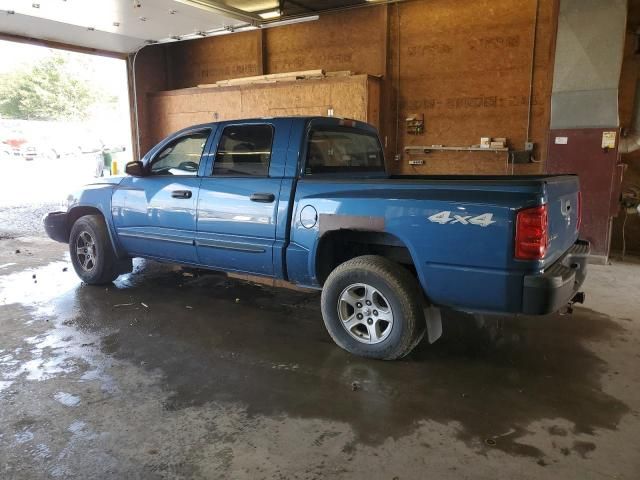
[{"xmin": 177, "ymin": 161, "xmax": 199, "ymax": 172}]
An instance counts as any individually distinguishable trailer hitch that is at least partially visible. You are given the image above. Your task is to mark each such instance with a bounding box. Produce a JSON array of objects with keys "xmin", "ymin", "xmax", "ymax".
[{"xmin": 560, "ymin": 292, "xmax": 586, "ymax": 315}]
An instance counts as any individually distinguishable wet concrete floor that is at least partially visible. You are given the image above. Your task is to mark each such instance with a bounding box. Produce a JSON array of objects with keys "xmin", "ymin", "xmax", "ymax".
[{"xmin": 0, "ymin": 237, "xmax": 639, "ymax": 479}]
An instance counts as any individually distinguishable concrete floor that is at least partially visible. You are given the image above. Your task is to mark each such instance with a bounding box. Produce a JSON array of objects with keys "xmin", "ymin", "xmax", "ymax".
[{"xmin": 0, "ymin": 236, "xmax": 639, "ymax": 479}]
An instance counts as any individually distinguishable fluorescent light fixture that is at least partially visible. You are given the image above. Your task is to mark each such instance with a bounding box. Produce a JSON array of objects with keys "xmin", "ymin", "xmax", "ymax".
[
  {"xmin": 258, "ymin": 9, "xmax": 281, "ymax": 19},
  {"xmin": 260, "ymin": 15, "xmax": 319, "ymax": 28},
  {"xmin": 174, "ymin": 0, "xmax": 260, "ymax": 23},
  {"xmin": 233, "ymin": 24, "xmax": 259, "ymax": 32}
]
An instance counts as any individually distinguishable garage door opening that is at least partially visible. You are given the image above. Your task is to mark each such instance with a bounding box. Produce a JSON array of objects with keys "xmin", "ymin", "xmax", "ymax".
[{"xmin": 0, "ymin": 40, "xmax": 132, "ymax": 237}]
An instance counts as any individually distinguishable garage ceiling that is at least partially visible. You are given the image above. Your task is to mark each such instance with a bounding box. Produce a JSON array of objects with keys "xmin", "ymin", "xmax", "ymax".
[
  {"xmin": 0, "ymin": 0, "xmax": 246, "ymax": 53},
  {"xmin": 0, "ymin": 0, "xmax": 399, "ymax": 55},
  {"xmin": 223, "ymin": 0, "xmax": 387, "ymax": 17}
]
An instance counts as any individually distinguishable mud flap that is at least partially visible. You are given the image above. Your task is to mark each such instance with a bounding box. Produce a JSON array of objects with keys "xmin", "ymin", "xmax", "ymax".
[{"xmin": 424, "ymin": 306, "xmax": 443, "ymax": 344}]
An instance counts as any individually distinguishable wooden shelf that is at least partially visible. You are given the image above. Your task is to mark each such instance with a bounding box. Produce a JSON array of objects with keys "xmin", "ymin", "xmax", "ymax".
[{"xmin": 404, "ymin": 145, "xmax": 509, "ymax": 154}]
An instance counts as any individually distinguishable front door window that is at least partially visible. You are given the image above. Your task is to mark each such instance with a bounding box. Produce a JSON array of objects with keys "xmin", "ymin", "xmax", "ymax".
[{"xmin": 150, "ymin": 131, "xmax": 209, "ymax": 176}]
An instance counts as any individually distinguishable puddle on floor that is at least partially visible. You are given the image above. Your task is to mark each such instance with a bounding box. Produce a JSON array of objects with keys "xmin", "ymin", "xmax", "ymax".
[
  {"xmin": 0, "ymin": 257, "xmax": 632, "ymax": 461},
  {"xmin": 53, "ymin": 392, "xmax": 81, "ymax": 407}
]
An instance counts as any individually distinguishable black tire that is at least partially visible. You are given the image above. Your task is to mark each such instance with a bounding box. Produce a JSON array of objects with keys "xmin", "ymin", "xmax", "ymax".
[
  {"xmin": 69, "ymin": 214, "xmax": 129, "ymax": 285},
  {"xmin": 321, "ymin": 255, "xmax": 426, "ymax": 360}
]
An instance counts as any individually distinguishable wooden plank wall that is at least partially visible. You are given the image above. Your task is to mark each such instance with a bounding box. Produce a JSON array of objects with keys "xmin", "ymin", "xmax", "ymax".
[{"xmin": 133, "ymin": 0, "xmax": 558, "ymax": 175}]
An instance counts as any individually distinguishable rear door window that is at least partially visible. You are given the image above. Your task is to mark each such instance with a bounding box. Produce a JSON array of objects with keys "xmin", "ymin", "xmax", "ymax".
[{"xmin": 212, "ymin": 124, "xmax": 274, "ymax": 177}]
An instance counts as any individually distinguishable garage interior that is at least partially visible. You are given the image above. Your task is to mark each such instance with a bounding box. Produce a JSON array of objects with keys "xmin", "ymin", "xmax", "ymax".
[{"xmin": 1, "ymin": 0, "xmax": 640, "ymax": 478}]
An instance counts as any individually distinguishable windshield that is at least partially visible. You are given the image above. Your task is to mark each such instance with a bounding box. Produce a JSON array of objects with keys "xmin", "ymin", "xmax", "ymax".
[{"xmin": 305, "ymin": 127, "xmax": 384, "ymax": 175}]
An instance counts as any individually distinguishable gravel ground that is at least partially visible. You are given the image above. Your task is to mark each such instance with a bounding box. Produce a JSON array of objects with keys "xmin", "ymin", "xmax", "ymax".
[
  {"xmin": 0, "ymin": 155, "xmax": 102, "ymax": 239},
  {"xmin": 0, "ymin": 203, "xmax": 61, "ymax": 238}
]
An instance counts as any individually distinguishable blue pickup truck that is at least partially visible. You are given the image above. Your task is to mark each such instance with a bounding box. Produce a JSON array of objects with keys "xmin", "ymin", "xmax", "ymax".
[{"xmin": 45, "ymin": 117, "xmax": 588, "ymax": 359}]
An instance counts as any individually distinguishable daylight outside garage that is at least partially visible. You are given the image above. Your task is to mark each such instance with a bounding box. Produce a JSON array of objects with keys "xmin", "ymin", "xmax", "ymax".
[
  {"xmin": 0, "ymin": 1, "xmax": 640, "ymax": 479},
  {"xmin": 0, "ymin": 40, "xmax": 132, "ymax": 238}
]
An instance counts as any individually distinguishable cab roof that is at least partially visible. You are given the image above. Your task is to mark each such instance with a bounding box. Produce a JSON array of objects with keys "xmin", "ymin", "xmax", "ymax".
[{"xmin": 176, "ymin": 116, "xmax": 376, "ymax": 135}]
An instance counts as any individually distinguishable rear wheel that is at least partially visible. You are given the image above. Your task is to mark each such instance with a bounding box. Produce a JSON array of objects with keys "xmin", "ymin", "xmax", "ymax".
[
  {"xmin": 321, "ymin": 255, "xmax": 426, "ymax": 360},
  {"xmin": 69, "ymin": 215, "xmax": 130, "ymax": 284}
]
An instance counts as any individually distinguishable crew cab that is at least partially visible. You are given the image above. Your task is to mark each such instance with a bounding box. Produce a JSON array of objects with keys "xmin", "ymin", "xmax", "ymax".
[{"xmin": 44, "ymin": 117, "xmax": 588, "ymax": 359}]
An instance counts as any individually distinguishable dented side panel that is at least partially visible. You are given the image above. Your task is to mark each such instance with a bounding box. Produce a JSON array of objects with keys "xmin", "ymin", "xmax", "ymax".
[{"xmin": 318, "ymin": 214, "xmax": 385, "ymax": 235}]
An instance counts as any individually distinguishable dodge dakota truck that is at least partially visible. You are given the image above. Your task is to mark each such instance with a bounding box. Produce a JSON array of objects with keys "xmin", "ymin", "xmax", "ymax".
[{"xmin": 44, "ymin": 117, "xmax": 589, "ymax": 360}]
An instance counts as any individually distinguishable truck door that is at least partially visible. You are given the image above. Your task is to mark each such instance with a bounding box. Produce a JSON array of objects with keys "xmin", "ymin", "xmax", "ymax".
[
  {"xmin": 112, "ymin": 128, "xmax": 213, "ymax": 263},
  {"xmin": 195, "ymin": 120, "xmax": 291, "ymax": 276}
]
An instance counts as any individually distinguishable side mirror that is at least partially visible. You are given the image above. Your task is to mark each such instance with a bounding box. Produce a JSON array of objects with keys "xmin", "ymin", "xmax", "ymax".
[{"xmin": 125, "ymin": 160, "xmax": 145, "ymax": 177}]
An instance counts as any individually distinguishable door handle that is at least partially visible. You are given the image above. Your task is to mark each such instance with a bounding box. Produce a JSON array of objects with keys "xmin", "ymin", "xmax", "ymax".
[
  {"xmin": 172, "ymin": 190, "xmax": 192, "ymax": 199},
  {"xmin": 250, "ymin": 192, "xmax": 275, "ymax": 203}
]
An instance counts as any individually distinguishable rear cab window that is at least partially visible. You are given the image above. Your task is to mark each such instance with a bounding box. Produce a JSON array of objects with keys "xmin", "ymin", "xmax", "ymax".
[{"xmin": 304, "ymin": 127, "xmax": 384, "ymax": 175}]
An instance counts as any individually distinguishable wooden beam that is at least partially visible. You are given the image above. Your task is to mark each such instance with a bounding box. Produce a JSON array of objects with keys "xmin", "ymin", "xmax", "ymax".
[
  {"xmin": 258, "ymin": 29, "xmax": 266, "ymax": 75},
  {"xmin": 198, "ymin": 69, "xmax": 326, "ymax": 88},
  {"xmin": 0, "ymin": 32, "xmax": 126, "ymax": 59}
]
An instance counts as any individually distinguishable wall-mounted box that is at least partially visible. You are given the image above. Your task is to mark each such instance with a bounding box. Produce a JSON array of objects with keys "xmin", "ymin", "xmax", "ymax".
[{"xmin": 406, "ymin": 114, "xmax": 425, "ymax": 135}]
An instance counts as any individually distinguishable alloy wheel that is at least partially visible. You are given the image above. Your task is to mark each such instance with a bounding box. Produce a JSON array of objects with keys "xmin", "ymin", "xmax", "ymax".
[
  {"xmin": 75, "ymin": 231, "xmax": 97, "ymax": 272},
  {"xmin": 337, "ymin": 283, "xmax": 394, "ymax": 344}
]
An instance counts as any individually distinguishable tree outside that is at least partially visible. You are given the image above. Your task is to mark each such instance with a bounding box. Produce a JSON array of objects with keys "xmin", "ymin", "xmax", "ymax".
[
  {"xmin": 0, "ymin": 53, "xmax": 116, "ymax": 121},
  {"xmin": 0, "ymin": 41, "xmax": 132, "ymax": 231}
]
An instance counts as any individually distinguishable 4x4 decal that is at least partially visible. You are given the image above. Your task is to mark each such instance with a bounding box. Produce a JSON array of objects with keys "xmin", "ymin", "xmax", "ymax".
[{"xmin": 428, "ymin": 211, "xmax": 496, "ymax": 227}]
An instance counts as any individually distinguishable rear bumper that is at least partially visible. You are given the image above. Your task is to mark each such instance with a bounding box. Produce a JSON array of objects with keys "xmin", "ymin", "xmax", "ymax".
[
  {"xmin": 43, "ymin": 211, "xmax": 69, "ymax": 243},
  {"xmin": 521, "ymin": 239, "xmax": 590, "ymax": 315}
]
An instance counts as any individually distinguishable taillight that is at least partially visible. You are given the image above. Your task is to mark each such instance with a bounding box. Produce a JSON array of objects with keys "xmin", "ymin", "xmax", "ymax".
[
  {"xmin": 577, "ymin": 191, "xmax": 582, "ymax": 231},
  {"xmin": 515, "ymin": 205, "xmax": 548, "ymax": 260}
]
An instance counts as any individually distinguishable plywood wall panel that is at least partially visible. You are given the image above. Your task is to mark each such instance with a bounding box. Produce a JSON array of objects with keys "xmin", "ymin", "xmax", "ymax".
[
  {"xmin": 264, "ymin": 7, "xmax": 387, "ymax": 76},
  {"xmin": 401, "ymin": 152, "xmax": 512, "ymax": 176},
  {"xmin": 132, "ymin": 46, "xmax": 169, "ymax": 159},
  {"xmin": 134, "ymin": 0, "xmax": 557, "ymax": 173},
  {"xmin": 367, "ymin": 78, "xmax": 382, "ymax": 131},
  {"xmin": 166, "ymin": 31, "xmax": 263, "ymax": 89},
  {"xmin": 242, "ymin": 83, "xmax": 331, "ymax": 114},
  {"xmin": 145, "ymin": 75, "xmax": 381, "ymax": 149},
  {"xmin": 391, "ymin": 0, "xmax": 556, "ymax": 175},
  {"xmin": 146, "ymin": 88, "xmax": 244, "ymax": 149}
]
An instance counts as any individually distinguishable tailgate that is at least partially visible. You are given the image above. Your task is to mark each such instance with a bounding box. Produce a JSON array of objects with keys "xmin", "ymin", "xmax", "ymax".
[{"xmin": 544, "ymin": 176, "xmax": 581, "ymax": 265}]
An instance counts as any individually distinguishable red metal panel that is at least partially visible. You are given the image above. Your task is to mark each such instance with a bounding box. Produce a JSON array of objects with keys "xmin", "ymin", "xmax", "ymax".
[{"xmin": 546, "ymin": 128, "xmax": 622, "ymax": 258}]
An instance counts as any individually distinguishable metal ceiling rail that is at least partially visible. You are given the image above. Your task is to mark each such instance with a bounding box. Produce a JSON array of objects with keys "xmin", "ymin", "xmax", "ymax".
[{"xmin": 173, "ymin": 0, "xmax": 263, "ymax": 24}]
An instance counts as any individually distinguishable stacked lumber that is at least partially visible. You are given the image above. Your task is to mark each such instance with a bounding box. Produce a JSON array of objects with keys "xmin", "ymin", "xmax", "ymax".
[{"xmin": 197, "ymin": 70, "xmax": 353, "ymax": 88}]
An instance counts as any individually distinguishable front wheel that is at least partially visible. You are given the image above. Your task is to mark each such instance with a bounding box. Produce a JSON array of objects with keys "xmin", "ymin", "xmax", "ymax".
[
  {"xmin": 69, "ymin": 214, "xmax": 130, "ymax": 285},
  {"xmin": 321, "ymin": 255, "xmax": 426, "ymax": 360}
]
